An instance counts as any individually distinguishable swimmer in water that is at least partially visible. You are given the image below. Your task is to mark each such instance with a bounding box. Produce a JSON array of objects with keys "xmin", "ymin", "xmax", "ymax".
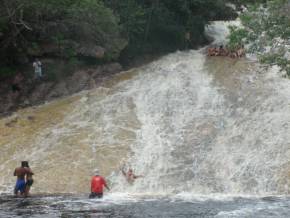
[{"xmin": 121, "ymin": 166, "xmax": 143, "ymax": 184}]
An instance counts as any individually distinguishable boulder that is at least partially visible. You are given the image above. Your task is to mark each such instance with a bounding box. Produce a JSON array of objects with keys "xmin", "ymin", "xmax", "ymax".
[
  {"xmin": 102, "ymin": 63, "xmax": 123, "ymax": 74},
  {"xmin": 46, "ymin": 81, "xmax": 69, "ymax": 100},
  {"xmin": 77, "ymin": 45, "xmax": 105, "ymax": 59},
  {"xmin": 29, "ymin": 82, "xmax": 54, "ymax": 104},
  {"xmin": 66, "ymin": 70, "xmax": 91, "ymax": 93}
]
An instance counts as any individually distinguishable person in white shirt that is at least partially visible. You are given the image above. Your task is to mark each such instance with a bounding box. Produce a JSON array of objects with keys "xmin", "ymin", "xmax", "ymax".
[{"xmin": 33, "ymin": 59, "xmax": 42, "ymax": 79}]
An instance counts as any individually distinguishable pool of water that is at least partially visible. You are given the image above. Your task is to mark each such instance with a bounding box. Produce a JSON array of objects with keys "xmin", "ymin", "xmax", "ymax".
[{"xmin": 1, "ymin": 194, "xmax": 290, "ymax": 218}]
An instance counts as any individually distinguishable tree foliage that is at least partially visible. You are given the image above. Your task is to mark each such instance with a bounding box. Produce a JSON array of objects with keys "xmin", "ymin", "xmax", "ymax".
[
  {"xmin": 227, "ymin": 0, "xmax": 290, "ymax": 75},
  {"xmin": 104, "ymin": 0, "xmax": 236, "ymax": 56},
  {"xmin": 0, "ymin": 0, "xmax": 237, "ymax": 73},
  {"xmin": 0, "ymin": 0, "xmax": 125, "ymax": 66}
]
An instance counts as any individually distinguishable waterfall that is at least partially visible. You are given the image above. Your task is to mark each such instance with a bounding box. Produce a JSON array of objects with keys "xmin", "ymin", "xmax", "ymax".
[
  {"xmin": 1, "ymin": 22, "xmax": 290, "ymax": 195},
  {"xmin": 112, "ymin": 50, "xmax": 225, "ymax": 193}
]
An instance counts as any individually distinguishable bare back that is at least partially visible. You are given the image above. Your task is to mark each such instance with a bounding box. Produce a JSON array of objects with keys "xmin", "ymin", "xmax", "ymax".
[{"xmin": 14, "ymin": 167, "xmax": 28, "ymax": 180}]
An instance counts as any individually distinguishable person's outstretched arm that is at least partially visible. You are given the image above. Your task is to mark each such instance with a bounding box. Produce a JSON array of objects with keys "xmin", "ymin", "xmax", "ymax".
[
  {"xmin": 104, "ymin": 180, "xmax": 110, "ymax": 191},
  {"xmin": 133, "ymin": 174, "xmax": 144, "ymax": 179}
]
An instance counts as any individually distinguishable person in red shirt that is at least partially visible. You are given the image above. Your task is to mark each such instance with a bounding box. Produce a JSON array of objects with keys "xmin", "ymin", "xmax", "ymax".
[{"xmin": 89, "ymin": 168, "xmax": 110, "ymax": 198}]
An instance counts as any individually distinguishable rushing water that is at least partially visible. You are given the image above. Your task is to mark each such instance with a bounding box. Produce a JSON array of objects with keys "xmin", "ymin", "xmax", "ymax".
[{"xmin": 1, "ymin": 21, "xmax": 290, "ymax": 217}]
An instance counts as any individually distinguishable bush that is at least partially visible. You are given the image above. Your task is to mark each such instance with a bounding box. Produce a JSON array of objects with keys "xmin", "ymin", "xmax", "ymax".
[
  {"xmin": 227, "ymin": 0, "xmax": 290, "ymax": 76},
  {"xmin": 0, "ymin": 0, "xmax": 126, "ymax": 71}
]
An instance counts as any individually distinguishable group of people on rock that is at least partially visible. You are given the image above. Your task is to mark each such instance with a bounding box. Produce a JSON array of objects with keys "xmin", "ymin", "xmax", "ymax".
[
  {"xmin": 207, "ymin": 45, "xmax": 245, "ymax": 58},
  {"xmin": 14, "ymin": 161, "xmax": 142, "ymax": 199}
]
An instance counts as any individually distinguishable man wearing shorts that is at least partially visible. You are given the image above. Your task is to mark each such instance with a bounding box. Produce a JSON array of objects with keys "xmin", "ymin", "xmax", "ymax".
[{"xmin": 14, "ymin": 161, "xmax": 29, "ymax": 196}]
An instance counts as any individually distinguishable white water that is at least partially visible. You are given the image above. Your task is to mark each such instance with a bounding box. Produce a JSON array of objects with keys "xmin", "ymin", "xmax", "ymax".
[
  {"xmin": 112, "ymin": 50, "xmax": 225, "ymax": 193},
  {"xmin": 112, "ymin": 21, "xmax": 290, "ymax": 195},
  {"xmin": 1, "ymin": 21, "xmax": 290, "ymax": 196}
]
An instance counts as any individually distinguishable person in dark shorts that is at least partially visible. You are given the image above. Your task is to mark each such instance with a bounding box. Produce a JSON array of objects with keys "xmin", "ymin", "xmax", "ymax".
[
  {"xmin": 89, "ymin": 168, "xmax": 110, "ymax": 198},
  {"xmin": 23, "ymin": 161, "xmax": 34, "ymax": 197},
  {"xmin": 14, "ymin": 161, "xmax": 29, "ymax": 196}
]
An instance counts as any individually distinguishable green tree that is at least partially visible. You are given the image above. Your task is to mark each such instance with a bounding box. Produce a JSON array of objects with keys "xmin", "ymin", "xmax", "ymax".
[{"xmin": 0, "ymin": 0, "xmax": 126, "ymax": 68}]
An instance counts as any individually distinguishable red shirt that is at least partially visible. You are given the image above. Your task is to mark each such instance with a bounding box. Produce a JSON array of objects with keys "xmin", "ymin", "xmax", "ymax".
[{"xmin": 91, "ymin": 176, "xmax": 107, "ymax": 193}]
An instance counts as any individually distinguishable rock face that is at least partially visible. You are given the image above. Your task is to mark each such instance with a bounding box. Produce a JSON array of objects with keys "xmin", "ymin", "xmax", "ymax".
[
  {"xmin": 77, "ymin": 45, "xmax": 105, "ymax": 59},
  {"xmin": 46, "ymin": 82, "xmax": 68, "ymax": 100},
  {"xmin": 0, "ymin": 62, "xmax": 123, "ymax": 116},
  {"xmin": 29, "ymin": 82, "xmax": 55, "ymax": 103},
  {"xmin": 27, "ymin": 42, "xmax": 106, "ymax": 60}
]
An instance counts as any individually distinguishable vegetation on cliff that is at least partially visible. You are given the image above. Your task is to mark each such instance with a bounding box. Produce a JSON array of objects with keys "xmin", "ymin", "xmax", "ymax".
[
  {"xmin": 227, "ymin": 0, "xmax": 290, "ymax": 75},
  {"xmin": 0, "ymin": 0, "xmax": 125, "ymax": 68},
  {"xmin": 0, "ymin": 0, "xmax": 238, "ymax": 77}
]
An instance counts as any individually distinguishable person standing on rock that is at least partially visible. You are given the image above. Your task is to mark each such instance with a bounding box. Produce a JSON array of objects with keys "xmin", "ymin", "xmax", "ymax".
[
  {"xmin": 89, "ymin": 168, "xmax": 110, "ymax": 198},
  {"xmin": 33, "ymin": 58, "xmax": 42, "ymax": 79}
]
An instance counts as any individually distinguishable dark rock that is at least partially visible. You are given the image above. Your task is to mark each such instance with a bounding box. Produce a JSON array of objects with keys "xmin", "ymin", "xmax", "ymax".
[
  {"xmin": 66, "ymin": 71, "xmax": 91, "ymax": 93},
  {"xmin": 0, "ymin": 60, "xmax": 126, "ymax": 117},
  {"xmin": 77, "ymin": 45, "xmax": 105, "ymax": 59},
  {"xmin": 27, "ymin": 115, "xmax": 35, "ymax": 121},
  {"xmin": 102, "ymin": 63, "xmax": 123, "ymax": 74},
  {"xmin": 5, "ymin": 117, "xmax": 18, "ymax": 127},
  {"xmin": 46, "ymin": 82, "xmax": 68, "ymax": 100},
  {"xmin": 29, "ymin": 82, "xmax": 54, "ymax": 104},
  {"xmin": 91, "ymin": 69, "xmax": 102, "ymax": 79},
  {"xmin": 41, "ymin": 43, "xmax": 59, "ymax": 55},
  {"xmin": 88, "ymin": 78, "xmax": 97, "ymax": 89},
  {"xmin": 15, "ymin": 54, "xmax": 29, "ymax": 64}
]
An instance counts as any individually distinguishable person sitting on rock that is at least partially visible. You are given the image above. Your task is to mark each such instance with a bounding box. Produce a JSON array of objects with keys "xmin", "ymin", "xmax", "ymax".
[
  {"xmin": 207, "ymin": 47, "xmax": 218, "ymax": 56},
  {"xmin": 236, "ymin": 45, "xmax": 245, "ymax": 58},
  {"xmin": 218, "ymin": 45, "xmax": 229, "ymax": 56}
]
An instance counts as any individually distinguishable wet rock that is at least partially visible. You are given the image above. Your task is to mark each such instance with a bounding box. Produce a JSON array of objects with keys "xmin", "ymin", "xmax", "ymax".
[
  {"xmin": 46, "ymin": 82, "xmax": 69, "ymax": 100},
  {"xmin": 102, "ymin": 63, "xmax": 123, "ymax": 74},
  {"xmin": 27, "ymin": 115, "xmax": 35, "ymax": 121},
  {"xmin": 66, "ymin": 71, "xmax": 91, "ymax": 93},
  {"xmin": 0, "ymin": 61, "xmax": 124, "ymax": 117},
  {"xmin": 5, "ymin": 116, "xmax": 18, "ymax": 127},
  {"xmin": 88, "ymin": 78, "xmax": 97, "ymax": 89},
  {"xmin": 29, "ymin": 82, "xmax": 54, "ymax": 104},
  {"xmin": 91, "ymin": 69, "xmax": 102, "ymax": 79}
]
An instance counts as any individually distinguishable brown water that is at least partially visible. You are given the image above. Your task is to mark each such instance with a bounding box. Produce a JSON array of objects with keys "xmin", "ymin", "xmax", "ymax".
[{"xmin": 0, "ymin": 70, "xmax": 138, "ymax": 193}]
